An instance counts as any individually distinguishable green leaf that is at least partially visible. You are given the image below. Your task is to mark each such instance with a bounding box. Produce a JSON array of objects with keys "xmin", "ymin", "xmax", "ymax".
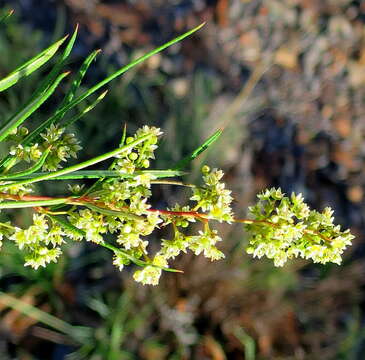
[
  {"xmin": 0, "ymin": 9, "xmax": 14, "ymax": 24},
  {"xmin": 0, "ymin": 34, "xmax": 68, "ymax": 92},
  {"xmin": 0, "ymin": 24, "xmax": 205, "ymax": 172},
  {"xmin": 1, "ymin": 169, "xmax": 186, "ymax": 180},
  {"xmin": 62, "ymin": 90, "xmax": 108, "ymax": 128},
  {"xmin": 29, "ymin": 25, "xmax": 78, "ymax": 100},
  {"xmin": 58, "ymin": 48, "xmax": 101, "ymax": 117},
  {"xmin": 233, "ymin": 327, "xmax": 256, "ymax": 360},
  {"xmin": 120, "ymin": 123, "xmax": 127, "ymax": 146},
  {"xmin": 173, "ymin": 128, "xmax": 223, "ymax": 170},
  {"xmin": 0, "ymin": 71, "xmax": 70, "ymax": 142},
  {"xmin": 47, "ymin": 214, "xmax": 85, "ymax": 237},
  {"xmin": 16, "ymin": 23, "xmax": 206, "ymax": 148},
  {"xmin": 84, "ymin": 203, "xmax": 143, "ymax": 221},
  {"xmin": 0, "ymin": 198, "xmax": 69, "ymax": 209},
  {"xmin": 0, "ymin": 27, "xmax": 79, "ymax": 171}
]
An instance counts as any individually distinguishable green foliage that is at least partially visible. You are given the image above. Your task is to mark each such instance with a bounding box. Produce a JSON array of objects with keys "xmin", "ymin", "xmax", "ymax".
[
  {"xmin": 0, "ymin": 34, "xmax": 67, "ymax": 92},
  {"xmin": 0, "ymin": 17, "xmax": 354, "ymax": 286}
]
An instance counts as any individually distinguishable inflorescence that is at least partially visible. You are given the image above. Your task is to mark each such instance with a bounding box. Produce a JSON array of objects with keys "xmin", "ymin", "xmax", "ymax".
[{"xmin": 0, "ymin": 126, "xmax": 354, "ymax": 285}]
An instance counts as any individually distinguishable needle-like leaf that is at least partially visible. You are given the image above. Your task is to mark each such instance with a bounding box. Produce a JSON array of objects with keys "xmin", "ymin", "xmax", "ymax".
[
  {"xmin": 0, "ymin": 35, "xmax": 68, "ymax": 92},
  {"xmin": 15, "ymin": 23, "xmax": 206, "ymax": 147},
  {"xmin": 0, "ymin": 169, "xmax": 185, "ymax": 180},
  {"xmin": 173, "ymin": 128, "xmax": 223, "ymax": 170},
  {"xmin": 0, "ymin": 9, "xmax": 14, "ymax": 24},
  {"xmin": 0, "ymin": 71, "xmax": 70, "ymax": 142}
]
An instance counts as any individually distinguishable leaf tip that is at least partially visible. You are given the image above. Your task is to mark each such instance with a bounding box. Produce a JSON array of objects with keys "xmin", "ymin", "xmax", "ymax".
[
  {"xmin": 100, "ymin": 90, "xmax": 108, "ymax": 98},
  {"xmin": 195, "ymin": 22, "xmax": 206, "ymax": 31}
]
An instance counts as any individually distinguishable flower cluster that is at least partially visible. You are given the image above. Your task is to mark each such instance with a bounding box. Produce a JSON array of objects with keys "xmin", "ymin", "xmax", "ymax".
[
  {"xmin": 8, "ymin": 127, "xmax": 41, "ymax": 163},
  {"xmin": 131, "ymin": 226, "xmax": 225, "ymax": 286},
  {"xmin": 0, "ymin": 183, "xmax": 34, "ymax": 196},
  {"xmin": 9, "ymin": 143, "xmax": 42, "ymax": 163},
  {"xmin": 9, "ymin": 214, "xmax": 64, "ymax": 269},
  {"xmin": 40, "ymin": 124, "xmax": 82, "ymax": 171},
  {"xmin": 0, "ymin": 124, "xmax": 354, "ymax": 286},
  {"xmin": 68, "ymin": 131, "xmax": 234, "ymax": 285},
  {"xmin": 70, "ymin": 209, "xmax": 108, "ymax": 244},
  {"xmin": 7, "ymin": 126, "xmax": 29, "ymax": 143},
  {"xmin": 190, "ymin": 166, "xmax": 234, "ymax": 222},
  {"xmin": 113, "ymin": 125, "xmax": 162, "ymax": 174},
  {"xmin": 245, "ymin": 188, "xmax": 354, "ymax": 266},
  {"xmin": 8, "ymin": 124, "xmax": 81, "ymax": 171}
]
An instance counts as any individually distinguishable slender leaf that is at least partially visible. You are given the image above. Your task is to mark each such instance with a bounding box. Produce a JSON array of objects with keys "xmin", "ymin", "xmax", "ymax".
[
  {"xmin": 85, "ymin": 203, "xmax": 143, "ymax": 221},
  {"xmin": 59, "ymin": 48, "xmax": 101, "ymax": 116},
  {"xmin": 0, "ymin": 35, "xmax": 68, "ymax": 92},
  {"xmin": 62, "ymin": 90, "xmax": 108, "ymax": 128},
  {"xmin": 0, "ymin": 291, "xmax": 91, "ymax": 344},
  {"xmin": 1, "ymin": 169, "xmax": 185, "ymax": 181},
  {"xmin": 28, "ymin": 25, "xmax": 78, "ymax": 101},
  {"xmin": 0, "ymin": 27, "xmax": 79, "ymax": 170},
  {"xmin": 120, "ymin": 123, "xmax": 127, "ymax": 146},
  {"xmin": 173, "ymin": 128, "xmax": 223, "ymax": 170},
  {"xmin": 0, "ymin": 24, "xmax": 204, "ymax": 171},
  {"xmin": 233, "ymin": 327, "xmax": 256, "ymax": 360},
  {"xmin": 47, "ymin": 214, "xmax": 84, "ymax": 237},
  {"xmin": 0, "ymin": 9, "xmax": 14, "ymax": 23},
  {"xmin": 17, "ymin": 23, "xmax": 206, "ymax": 148},
  {"xmin": 0, "ymin": 71, "xmax": 70, "ymax": 142},
  {"xmin": 0, "ymin": 198, "xmax": 69, "ymax": 209}
]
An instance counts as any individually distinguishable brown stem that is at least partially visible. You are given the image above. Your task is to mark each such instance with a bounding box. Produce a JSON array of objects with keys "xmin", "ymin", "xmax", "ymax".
[
  {"xmin": 0, "ymin": 192, "xmax": 331, "ymax": 242},
  {"xmin": 147, "ymin": 208, "xmax": 209, "ymax": 223}
]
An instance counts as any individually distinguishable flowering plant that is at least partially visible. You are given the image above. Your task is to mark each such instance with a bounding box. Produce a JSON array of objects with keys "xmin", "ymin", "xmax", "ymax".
[{"xmin": 0, "ymin": 13, "xmax": 353, "ymax": 285}]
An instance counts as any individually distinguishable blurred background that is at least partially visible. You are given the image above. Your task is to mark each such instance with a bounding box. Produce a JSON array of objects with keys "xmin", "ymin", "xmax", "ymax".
[{"xmin": 0, "ymin": 0, "xmax": 365, "ymax": 359}]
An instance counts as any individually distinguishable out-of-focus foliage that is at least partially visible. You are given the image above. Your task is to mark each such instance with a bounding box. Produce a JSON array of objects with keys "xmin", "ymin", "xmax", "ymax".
[{"xmin": 0, "ymin": 1, "xmax": 365, "ymax": 359}]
